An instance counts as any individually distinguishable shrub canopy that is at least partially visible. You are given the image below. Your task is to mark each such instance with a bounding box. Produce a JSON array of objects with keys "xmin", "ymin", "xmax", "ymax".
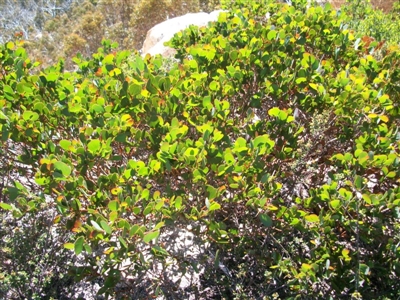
[{"xmin": 1, "ymin": 0, "xmax": 399, "ymax": 298}]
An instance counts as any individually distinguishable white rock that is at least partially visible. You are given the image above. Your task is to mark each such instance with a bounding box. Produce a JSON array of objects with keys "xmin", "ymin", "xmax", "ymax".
[{"xmin": 142, "ymin": 10, "xmax": 225, "ymax": 57}]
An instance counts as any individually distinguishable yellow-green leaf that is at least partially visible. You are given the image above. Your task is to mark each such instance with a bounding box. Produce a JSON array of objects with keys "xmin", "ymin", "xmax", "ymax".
[
  {"xmin": 143, "ymin": 230, "xmax": 160, "ymax": 243},
  {"xmin": 305, "ymin": 214, "xmax": 319, "ymax": 223},
  {"xmin": 74, "ymin": 236, "xmax": 84, "ymax": 255},
  {"xmin": 64, "ymin": 243, "xmax": 74, "ymax": 250}
]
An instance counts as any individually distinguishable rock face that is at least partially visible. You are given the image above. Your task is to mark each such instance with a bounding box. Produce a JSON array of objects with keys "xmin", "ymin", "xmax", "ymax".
[{"xmin": 142, "ymin": 10, "xmax": 224, "ymax": 57}]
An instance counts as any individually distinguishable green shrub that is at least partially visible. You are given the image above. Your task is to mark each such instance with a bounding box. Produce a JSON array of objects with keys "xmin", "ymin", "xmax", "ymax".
[
  {"xmin": 1, "ymin": 1, "xmax": 399, "ymax": 298},
  {"xmin": 0, "ymin": 207, "xmax": 76, "ymax": 299},
  {"xmin": 342, "ymin": 0, "xmax": 400, "ymax": 46}
]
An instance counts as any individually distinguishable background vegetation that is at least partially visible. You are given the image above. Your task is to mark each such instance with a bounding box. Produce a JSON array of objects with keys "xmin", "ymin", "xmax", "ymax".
[
  {"xmin": 0, "ymin": 0, "xmax": 398, "ymax": 68},
  {"xmin": 1, "ymin": 0, "xmax": 400, "ymax": 299},
  {"xmin": 0, "ymin": 0, "xmax": 220, "ymax": 69}
]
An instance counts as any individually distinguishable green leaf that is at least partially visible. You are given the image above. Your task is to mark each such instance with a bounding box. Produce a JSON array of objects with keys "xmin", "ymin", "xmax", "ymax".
[
  {"xmin": 6, "ymin": 187, "xmax": 20, "ymax": 201},
  {"xmin": 301, "ymin": 263, "xmax": 312, "ymax": 272},
  {"xmin": 143, "ymin": 230, "xmax": 160, "ymax": 243},
  {"xmin": 64, "ymin": 243, "xmax": 74, "ymax": 250},
  {"xmin": 59, "ymin": 140, "xmax": 72, "ymax": 151},
  {"xmin": 109, "ymin": 68, "xmax": 121, "ymax": 76},
  {"xmin": 209, "ymin": 201, "xmax": 221, "ymax": 211},
  {"xmin": 84, "ymin": 244, "xmax": 92, "ymax": 254},
  {"xmin": 129, "ymin": 83, "xmax": 142, "ymax": 95},
  {"xmin": 203, "ymin": 95, "xmax": 212, "ymax": 109},
  {"xmin": 0, "ymin": 110, "xmax": 9, "ymax": 121},
  {"xmin": 253, "ymin": 134, "xmax": 274, "ymax": 149},
  {"xmin": 305, "ymin": 214, "xmax": 319, "ymax": 223},
  {"xmin": 268, "ymin": 107, "xmax": 289, "ymax": 121},
  {"xmin": 267, "ymin": 30, "xmax": 277, "ymax": 40},
  {"xmin": 155, "ymin": 199, "xmax": 164, "ymax": 210},
  {"xmin": 218, "ymin": 12, "xmax": 227, "ymax": 22},
  {"xmin": 268, "ymin": 107, "xmax": 280, "ymax": 117},
  {"xmin": 91, "ymin": 220, "xmax": 104, "ymax": 232},
  {"xmin": 330, "ymin": 200, "xmax": 341, "ymax": 209},
  {"xmin": 146, "ymin": 80, "xmax": 158, "ymax": 94},
  {"xmin": 108, "ymin": 200, "xmax": 119, "ymax": 211},
  {"xmin": 188, "ymin": 59, "xmax": 198, "ymax": 69},
  {"xmin": 295, "ymin": 77, "xmax": 307, "ymax": 84},
  {"xmin": 207, "ymin": 185, "xmax": 217, "ymax": 200},
  {"xmin": 184, "ymin": 147, "xmax": 199, "ymax": 158},
  {"xmin": 290, "ymin": 218, "xmax": 300, "ymax": 226},
  {"xmin": 0, "ymin": 203, "xmax": 13, "ymax": 210},
  {"xmin": 46, "ymin": 72, "xmax": 59, "ymax": 81},
  {"xmin": 235, "ymin": 137, "xmax": 247, "ymax": 146},
  {"xmin": 359, "ymin": 263, "xmax": 370, "ymax": 275},
  {"xmin": 118, "ymin": 236, "xmax": 128, "ymax": 248},
  {"xmin": 209, "ymin": 81, "xmax": 220, "ymax": 91},
  {"xmin": 129, "ymin": 224, "xmax": 140, "ymax": 236},
  {"xmin": 109, "ymin": 211, "xmax": 118, "ymax": 222},
  {"xmin": 386, "ymin": 171, "xmax": 396, "ymax": 178},
  {"xmin": 22, "ymin": 111, "xmax": 39, "ymax": 121},
  {"xmin": 213, "ymin": 249, "xmax": 220, "ymax": 269},
  {"xmin": 154, "ymin": 221, "xmax": 165, "ymax": 230},
  {"xmin": 3, "ymin": 85, "xmax": 14, "ymax": 100},
  {"xmin": 143, "ymin": 203, "xmax": 154, "ymax": 216},
  {"xmin": 6, "ymin": 41, "xmax": 15, "ymax": 50},
  {"xmin": 344, "ymin": 153, "xmax": 353, "ymax": 162},
  {"xmin": 103, "ymin": 53, "xmax": 115, "ymax": 64},
  {"xmin": 175, "ymin": 196, "xmax": 183, "ymax": 209},
  {"xmin": 151, "ymin": 246, "xmax": 170, "ymax": 257},
  {"xmin": 354, "ymin": 175, "xmax": 363, "ymax": 189},
  {"xmin": 213, "ymin": 129, "xmax": 224, "ymax": 142},
  {"xmin": 309, "ymin": 83, "xmax": 319, "ymax": 91},
  {"xmin": 223, "ymin": 149, "xmax": 235, "ymax": 164},
  {"xmin": 74, "ymin": 236, "xmax": 84, "ymax": 255},
  {"xmin": 362, "ymin": 194, "xmax": 371, "ymax": 204},
  {"xmin": 88, "ymin": 139, "xmax": 101, "ymax": 154},
  {"xmin": 259, "ymin": 213, "xmax": 272, "ymax": 227},
  {"xmin": 54, "ymin": 161, "xmax": 71, "ymax": 177},
  {"xmin": 342, "ymin": 248, "xmax": 350, "ymax": 257},
  {"xmin": 100, "ymin": 221, "xmax": 112, "ymax": 235},
  {"xmin": 332, "ymin": 153, "xmax": 344, "ymax": 161}
]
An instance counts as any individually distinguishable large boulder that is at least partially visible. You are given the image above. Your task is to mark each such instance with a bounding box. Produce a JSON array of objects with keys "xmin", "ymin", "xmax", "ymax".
[{"xmin": 142, "ymin": 10, "xmax": 224, "ymax": 57}]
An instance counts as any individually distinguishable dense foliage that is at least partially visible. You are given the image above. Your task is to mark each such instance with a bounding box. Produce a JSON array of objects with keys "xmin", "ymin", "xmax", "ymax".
[
  {"xmin": 1, "ymin": 0, "xmax": 400, "ymax": 298},
  {"xmin": 341, "ymin": 0, "xmax": 400, "ymax": 46},
  {"xmin": 0, "ymin": 0, "xmax": 220, "ymax": 69},
  {"xmin": 1, "ymin": 0, "xmax": 399, "ymax": 69}
]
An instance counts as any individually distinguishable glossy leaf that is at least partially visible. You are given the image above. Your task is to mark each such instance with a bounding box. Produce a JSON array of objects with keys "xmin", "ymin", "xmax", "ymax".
[
  {"xmin": 74, "ymin": 236, "xmax": 84, "ymax": 255},
  {"xmin": 143, "ymin": 230, "xmax": 160, "ymax": 243}
]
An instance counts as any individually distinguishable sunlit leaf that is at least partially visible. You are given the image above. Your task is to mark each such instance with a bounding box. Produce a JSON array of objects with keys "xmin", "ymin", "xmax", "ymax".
[
  {"xmin": 22, "ymin": 111, "xmax": 39, "ymax": 121},
  {"xmin": 0, "ymin": 203, "xmax": 12, "ymax": 210},
  {"xmin": 305, "ymin": 214, "xmax": 319, "ymax": 223},
  {"xmin": 74, "ymin": 236, "xmax": 84, "ymax": 255},
  {"xmin": 91, "ymin": 220, "xmax": 104, "ymax": 232},
  {"xmin": 100, "ymin": 221, "xmax": 112, "ymax": 235},
  {"xmin": 108, "ymin": 200, "xmax": 119, "ymax": 211},
  {"xmin": 330, "ymin": 200, "xmax": 341, "ymax": 209},
  {"xmin": 64, "ymin": 243, "xmax": 74, "ymax": 250},
  {"xmin": 88, "ymin": 139, "xmax": 101, "ymax": 154},
  {"xmin": 143, "ymin": 230, "xmax": 160, "ymax": 243},
  {"xmin": 54, "ymin": 161, "xmax": 71, "ymax": 177},
  {"xmin": 209, "ymin": 201, "xmax": 221, "ymax": 211},
  {"xmin": 118, "ymin": 236, "xmax": 128, "ymax": 248}
]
